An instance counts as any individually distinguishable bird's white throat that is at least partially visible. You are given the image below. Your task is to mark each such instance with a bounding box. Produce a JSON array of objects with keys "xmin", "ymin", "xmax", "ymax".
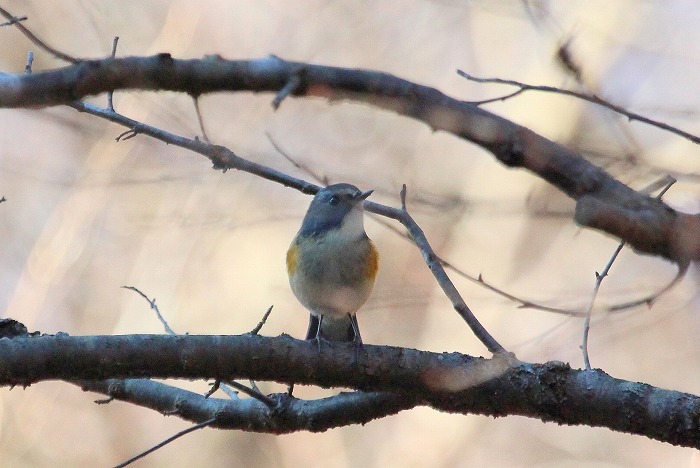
[{"xmin": 337, "ymin": 204, "xmax": 366, "ymax": 240}]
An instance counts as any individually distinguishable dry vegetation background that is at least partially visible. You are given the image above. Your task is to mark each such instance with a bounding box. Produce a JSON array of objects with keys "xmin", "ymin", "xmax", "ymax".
[{"xmin": 1, "ymin": 0, "xmax": 700, "ymax": 466}]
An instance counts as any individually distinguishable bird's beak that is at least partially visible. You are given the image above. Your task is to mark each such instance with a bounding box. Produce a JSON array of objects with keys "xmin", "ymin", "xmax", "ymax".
[{"xmin": 359, "ymin": 189, "xmax": 373, "ymax": 200}]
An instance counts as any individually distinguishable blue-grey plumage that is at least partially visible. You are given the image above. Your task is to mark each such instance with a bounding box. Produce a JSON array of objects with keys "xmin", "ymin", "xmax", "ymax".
[
  {"xmin": 297, "ymin": 183, "xmax": 370, "ymax": 237},
  {"xmin": 287, "ymin": 183, "xmax": 378, "ymax": 343}
]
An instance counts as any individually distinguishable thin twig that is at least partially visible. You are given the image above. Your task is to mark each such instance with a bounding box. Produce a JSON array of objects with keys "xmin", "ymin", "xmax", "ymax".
[
  {"xmin": 581, "ymin": 177, "xmax": 677, "ymax": 369},
  {"xmin": 373, "ymin": 192, "xmax": 682, "ymax": 337},
  {"xmin": 122, "ymin": 287, "xmax": 267, "ymax": 403},
  {"xmin": 457, "ymin": 70, "xmax": 700, "ymax": 145},
  {"xmin": 266, "ymin": 132, "xmax": 328, "ymax": 184},
  {"xmin": 606, "ymin": 264, "xmax": 687, "ymax": 312},
  {"xmin": 71, "ymin": 100, "xmax": 315, "ymax": 193},
  {"xmin": 468, "ymin": 89, "xmax": 526, "ymax": 106},
  {"xmin": 0, "ymin": 6, "xmax": 79, "ymax": 63},
  {"xmin": 370, "ymin": 215, "xmax": 585, "ymax": 316},
  {"xmin": 122, "ymin": 285, "xmax": 177, "ymax": 335},
  {"xmin": 655, "ymin": 177, "xmax": 677, "ymax": 198},
  {"xmin": 581, "ymin": 242, "xmax": 625, "ymax": 369},
  {"xmin": 391, "ymin": 185, "xmax": 507, "ymax": 354},
  {"xmin": 249, "ymin": 380, "xmax": 262, "ymax": 394},
  {"xmin": 193, "ymin": 96, "xmax": 210, "ymax": 143},
  {"xmin": 115, "ymin": 417, "xmax": 216, "ymax": 467},
  {"xmin": 225, "ymin": 380, "xmax": 276, "ymax": 408}
]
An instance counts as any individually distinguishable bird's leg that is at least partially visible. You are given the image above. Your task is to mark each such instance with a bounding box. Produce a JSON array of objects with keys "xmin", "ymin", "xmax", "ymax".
[
  {"xmin": 289, "ymin": 314, "xmax": 324, "ymax": 396},
  {"xmin": 349, "ymin": 313, "xmax": 363, "ymax": 345},
  {"xmin": 314, "ymin": 315, "xmax": 325, "ymax": 352},
  {"xmin": 304, "ymin": 313, "xmax": 326, "ymax": 351},
  {"xmin": 349, "ymin": 313, "xmax": 363, "ymax": 362},
  {"xmin": 305, "ymin": 314, "xmax": 321, "ymax": 340}
]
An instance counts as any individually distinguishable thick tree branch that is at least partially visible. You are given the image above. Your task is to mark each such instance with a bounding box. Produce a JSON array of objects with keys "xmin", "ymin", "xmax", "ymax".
[
  {"xmin": 0, "ymin": 334, "xmax": 698, "ymax": 447},
  {"xmin": 0, "ymin": 55, "xmax": 697, "ymax": 262}
]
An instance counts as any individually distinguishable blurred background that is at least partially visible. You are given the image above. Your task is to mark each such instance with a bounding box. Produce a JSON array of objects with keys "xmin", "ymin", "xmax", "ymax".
[{"xmin": 2, "ymin": 0, "xmax": 700, "ymax": 466}]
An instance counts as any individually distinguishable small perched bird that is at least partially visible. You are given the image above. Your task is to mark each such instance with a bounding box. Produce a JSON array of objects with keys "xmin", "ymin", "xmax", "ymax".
[{"xmin": 286, "ymin": 183, "xmax": 378, "ymax": 344}]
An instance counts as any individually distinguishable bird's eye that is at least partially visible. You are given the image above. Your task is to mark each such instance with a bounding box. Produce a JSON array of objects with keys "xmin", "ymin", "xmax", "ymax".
[{"xmin": 329, "ymin": 195, "xmax": 339, "ymax": 205}]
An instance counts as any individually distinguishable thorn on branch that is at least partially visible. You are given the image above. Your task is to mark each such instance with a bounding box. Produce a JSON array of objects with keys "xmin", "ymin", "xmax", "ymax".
[
  {"xmin": 271, "ymin": 68, "xmax": 305, "ymax": 109},
  {"xmin": 24, "ymin": 51, "xmax": 33, "ymax": 74},
  {"xmin": 400, "ymin": 184, "xmax": 408, "ymax": 210},
  {"xmin": 107, "ymin": 36, "xmax": 119, "ymax": 111},
  {"xmin": 250, "ymin": 305, "xmax": 273, "ymax": 335},
  {"xmin": 110, "ymin": 36, "xmax": 119, "ymax": 57},
  {"xmin": 0, "ymin": 15, "xmax": 27, "ymax": 27},
  {"xmin": 116, "ymin": 128, "xmax": 139, "ymax": 141},
  {"xmin": 94, "ymin": 396, "xmax": 114, "ymax": 405}
]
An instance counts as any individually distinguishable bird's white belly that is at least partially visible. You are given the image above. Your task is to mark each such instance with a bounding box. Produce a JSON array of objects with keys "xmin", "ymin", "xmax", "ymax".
[{"xmin": 290, "ymin": 274, "xmax": 372, "ymax": 318}]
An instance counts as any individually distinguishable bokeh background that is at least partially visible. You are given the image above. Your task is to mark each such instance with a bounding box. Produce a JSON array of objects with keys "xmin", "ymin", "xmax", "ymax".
[{"xmin": 2, "ymin": 0, "xmax": 700, "ymax": 466}]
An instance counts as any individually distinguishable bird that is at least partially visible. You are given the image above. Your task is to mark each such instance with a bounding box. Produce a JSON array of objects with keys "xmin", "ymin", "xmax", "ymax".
[{"xmin": 286, "ymin": 183, "xmax": 378, "ymax": 345}]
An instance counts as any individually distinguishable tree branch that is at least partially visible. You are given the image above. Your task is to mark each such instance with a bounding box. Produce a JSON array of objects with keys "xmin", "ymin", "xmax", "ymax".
[
  {"xmin": 0, "ymin": 334, "xmax": 697, "ymax": 447},
  {"xmin": 79, "ymin": 379, "xmax": 415, "ymax": 434},
  {"xmin": 0, "ymin": 55, "xmax": 697, "ymax": 262}
]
